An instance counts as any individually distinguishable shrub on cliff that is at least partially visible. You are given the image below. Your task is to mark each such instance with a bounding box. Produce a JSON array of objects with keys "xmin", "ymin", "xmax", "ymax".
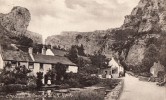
[{"xmin": 159, "ymin": 34, "xmax": 166, "ymax": 70}]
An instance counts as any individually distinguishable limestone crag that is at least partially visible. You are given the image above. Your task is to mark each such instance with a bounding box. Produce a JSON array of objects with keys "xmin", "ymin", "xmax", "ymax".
[
  {"xmin": 0, "ymin": 6, "xmax": 42, "ymax": 44},
  {"xmin": 122, "ymin": 0, "xmax": 166, "ymax": 33},
  {"xmin": 46, "ymin": 0, "xmax": 166, "ymax": 66},
  {"xmin": 0, "ymin": 6, "xmax": 31, "ymax": 35}
]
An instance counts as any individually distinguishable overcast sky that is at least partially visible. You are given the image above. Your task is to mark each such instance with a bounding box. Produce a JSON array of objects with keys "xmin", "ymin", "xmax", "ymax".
[{"xmin": 0, "ymin": 0, "xmax": 140, "ymax": 40}]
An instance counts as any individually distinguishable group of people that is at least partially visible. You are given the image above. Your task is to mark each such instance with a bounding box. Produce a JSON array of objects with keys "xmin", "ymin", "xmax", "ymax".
[{"xmin": 44, "ymin": 70, "xmax": 56, "ymax": 85}]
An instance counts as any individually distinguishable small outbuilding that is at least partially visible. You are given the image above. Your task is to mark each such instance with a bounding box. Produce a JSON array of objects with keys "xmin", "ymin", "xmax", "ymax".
[
  {"xmin": 150, "ymin": 61, "xmax": 165, "ymax": 78},
  {"xmin": 99, "ymin": 57, "xmax": 124, "ymax": 79}
]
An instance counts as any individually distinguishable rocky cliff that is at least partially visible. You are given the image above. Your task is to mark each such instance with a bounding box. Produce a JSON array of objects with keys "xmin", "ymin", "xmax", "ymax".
[
  {"xmin": 46, "ymin": 0, "xmax": 166, "ymax": 66},
  {"xmin": 122, "ymin": 0, "xmax": 166, "ymax": 65},
  {"xmin": 46, "ymin": 30, "xmax": 111, "ymax": 55},
  {"xmin": 0, "ymin": 6, "xmax": 42, "ymax": 44}
]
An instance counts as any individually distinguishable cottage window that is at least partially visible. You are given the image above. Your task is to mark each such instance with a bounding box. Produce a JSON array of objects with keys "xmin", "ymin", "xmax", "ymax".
[
  {"xmin": 105, "ymin": 71, "xmax": 108, "ymax": 74},
  {"xmin": 110, "ymin": 71, "xmax": 112, "ymax": 75},
  {"xmin": 18, "ymin": 62, "xmax": 20, "ymax": 66},
  {"xmin": 11, "ymin": 61, "xmax": 17, "ymax": 64},
  {"xmin": 29, "ymin": 62, "xmax": 34, "ymax": 69},
  {"xmin": 11, "ymin": 61, "xmax": 17, "ymax": 68},
  {"xmin": 112, "ymin": 67, "xmax": 118, "ymax": 74},
  {"xmin": 51, "ymin": 64, "xmax": 55, "ymax": 69},
  {"xmin": 40, "ymin": 63, "xmax": 44, "ymax": 70}
]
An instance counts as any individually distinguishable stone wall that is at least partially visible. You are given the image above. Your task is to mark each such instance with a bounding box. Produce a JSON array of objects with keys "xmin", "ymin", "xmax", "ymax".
[{"xmin": 105, "ymin": 79, "xmax": 124, "ymax": 100}]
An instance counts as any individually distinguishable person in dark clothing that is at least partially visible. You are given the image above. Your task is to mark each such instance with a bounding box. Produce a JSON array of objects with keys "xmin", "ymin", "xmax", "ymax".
[{"xmin": 44, "ymin": 74, "xmax": 48, "ymax": 85}]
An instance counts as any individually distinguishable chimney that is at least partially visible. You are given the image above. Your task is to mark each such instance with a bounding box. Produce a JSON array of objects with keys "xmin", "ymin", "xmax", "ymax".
[
  {"xmin": 42, "ymin": 45, "xmax": 46, "ymax": 55},
  {"xmin": 47, "ymin": 45, "xmax": 51, "ymax": 49},
  {"xmin": 51, "ymin": 45, "xmax": 53, "ymax": 49},
  {"xmin": 29, "ymin": 47, "xmax": 35, "ymax": 61},
  {"xmin": 28, "ymin": 47, "xmax": 33, "ymax": 54}
]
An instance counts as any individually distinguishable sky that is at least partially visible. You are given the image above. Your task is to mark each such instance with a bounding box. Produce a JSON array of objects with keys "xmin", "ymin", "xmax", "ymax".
[{"xmin": 0, "ymin": 0, "xmax": 140, "ymax": 40}]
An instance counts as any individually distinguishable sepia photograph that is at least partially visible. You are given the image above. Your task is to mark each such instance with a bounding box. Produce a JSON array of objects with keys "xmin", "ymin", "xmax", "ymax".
[{"xmin": 0, "ymin": 0, "xmax": 166, "ymax": 100}]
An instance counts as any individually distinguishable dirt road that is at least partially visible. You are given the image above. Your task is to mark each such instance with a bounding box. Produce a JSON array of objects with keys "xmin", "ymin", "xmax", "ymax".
[{"xmin": 119, "ymin": 74, "xmax": 166, "ymax": 100}]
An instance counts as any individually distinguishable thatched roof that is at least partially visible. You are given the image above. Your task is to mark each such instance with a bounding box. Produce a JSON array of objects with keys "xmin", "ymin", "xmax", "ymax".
[
  {"xmin": 0, "ymin": 44, "xmax": 76, "ymax": 66},
  {"xmin": 0, "ymin": 44, "xmax": 32, "ymax": 62},
  {"xmin": 51, "ymin": 49, "xmax": 68, "ymax": 57},
  {"xmin": 1, "ymin": 50, "xmax": 32, "ymax": 62},
  {"xmin": 32, "ymin": 54, "xmax": 76, "ymax": 66}
]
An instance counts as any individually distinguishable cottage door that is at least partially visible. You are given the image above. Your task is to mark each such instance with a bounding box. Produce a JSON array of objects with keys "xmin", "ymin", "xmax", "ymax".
[{"xmin": 44, "ymin": 74, "xmax": 48, "ymax": 84}]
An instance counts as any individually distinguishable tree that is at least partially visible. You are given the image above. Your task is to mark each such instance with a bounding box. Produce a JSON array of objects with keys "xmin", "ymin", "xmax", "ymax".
[
  {"xmin": 77, "ymin": 44, "xmax": 85, "ymax": 56},
  {"xmin": 54, "ymin": 63, "xmax": 67, "ymax": 81},
  {"xmin": 67, "ymin": 45, "xmax": 78, "ymax": 63},
  {"xmin": 36, "ymin": 72, "xmax": 43, "ymax": 89},
  {"xmin": 17, "ymin": 35, "xmax": 33, "ymax": 47},
  {"xmin": 32, "ymin": 43, "xmax": 43, "ymax": 53},
  {"xmin": 159, "ymin": 39, "xmax": 166, "ymax": 70},
  {"xmin": 90, "ymin": 52, "xmax": 108, "ymax": 69}
]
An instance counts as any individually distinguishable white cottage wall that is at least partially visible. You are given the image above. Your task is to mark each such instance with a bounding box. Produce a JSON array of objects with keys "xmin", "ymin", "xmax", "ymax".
[
  {"xmin": 32, "ymin": 63, "xmax": 52, "ymax": 84},
  {"xmin": 66, "ymin": 66, "xmax": 78, "ymax": 73},
  {"xmin": 108, "ymin": 58, "xmax": 120, "ymax": 78},
  {"xmin": 33, "ymin": 63, "xmax": 40, "ymax": 76},
  {"xmin": 0, "ymin": 54, "xmax": 4, "ymax": 69},
  {"xmin": 46, "ymin": 49, "xmax": 54, "ymax": 56},
  {"xmin": 20, "ymin": 62, "xmax": 28, "ymax": 68},
  {"xmin": 43, "ymin": 64, "xmax": 52, "ymax": 75}
]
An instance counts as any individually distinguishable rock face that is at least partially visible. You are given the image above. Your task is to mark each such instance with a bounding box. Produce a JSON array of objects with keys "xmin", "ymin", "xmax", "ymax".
[
  {"xmin": 122, "ymin": 0, "xmax": 166, "ymax": 33},
  {"xmin": 46, "ymin": 0, "xmax": 166, "ymax": 66},
  {"xmin": 0, "ymin": 6, "xmax": 42, "ymax": 44},
  {"xmin": 121, "ymin": 0, "xmax": 166, "ymax": 66},
  {"xmin": 0, "ymin": 6, "xmax": 30, "ymax": 35},
  {"xmin": 46, "ymin": 30, "xmax": 110, "ymax": 55}
]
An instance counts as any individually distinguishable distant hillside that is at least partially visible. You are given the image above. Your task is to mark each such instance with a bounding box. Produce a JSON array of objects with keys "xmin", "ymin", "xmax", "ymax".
[
  {"xmin": 0, "ymin": 6, "xmax": 42, "ymax": 44},
  {"xmin": 46, "ymin": 30, "xmax": 112, "ymax": 55},
  {"xmin": 46, "ymin": 0, "xmax": 166, "ymax": 67}
]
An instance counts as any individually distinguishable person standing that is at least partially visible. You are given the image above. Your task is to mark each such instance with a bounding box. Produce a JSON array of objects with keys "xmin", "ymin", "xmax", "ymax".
[{"xmin": 47, "ymin": 76, "xmax": 51, "ymax": 86}]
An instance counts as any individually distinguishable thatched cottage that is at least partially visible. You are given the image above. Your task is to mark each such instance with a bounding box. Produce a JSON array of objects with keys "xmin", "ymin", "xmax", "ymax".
[{"xmin": 0, "ymin": 44, "xmax": 78, "ymax": 84}]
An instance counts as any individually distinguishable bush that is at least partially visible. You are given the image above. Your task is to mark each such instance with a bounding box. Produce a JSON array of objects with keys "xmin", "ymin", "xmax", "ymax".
[
  {"xmin": 55, "ymin": 90, "xmax": 105, "ymax": 100},
  {"xmin": 64, "ymin": 73, "xmax": 99, "ymax": 88},
  {"xmin": 27, "ymin": 83, "xmax": 37, "ymax": 90},
  {"xmin": 0, "ymin": 65, "xmax": 32, "ymax": 85},
  {"xmin": 36, "ymin": 72, "xmax": 43, "ymax": 89},
  {"xmin": 59, "ymin": 83, "xmax": 70, "ymax": 89},
  {"xmin": 2, "ymin": 84, "xmax": 27, "ymax": 92},
  {"xmin": 139, "ymin": 76, "xmax": 149, "ymax": 82},
  {"xmin": 139, "ymin": 72, "xmax": 152, "ymax": 77},
  {"xmin": 149, "ymin": 77, "xmax": 157, "ymax": 82},
  {"xmin": 2, "ymin": 75, "xmax": 16, "ymax": 85},
  {"xmin": 66, "ymin": 78, "xmax": 81, "ymax": 88},
  {"xmin": 27, "ymin": 76, "xmax": 37, "ymax": 90},
  {"xmin": 157, "ymin": 71, "xmax": 165, "ymax": 82},
  {"xmin": 15, "ymin": 78, "xmax": 27, "ymax": 85},
  {"xmin": 96, "ymin": 79, "xmax": 120, "ymax": 90},
  {"xmin": 79, "ymin": 74, "xmax": 99, "ymax": 87}
]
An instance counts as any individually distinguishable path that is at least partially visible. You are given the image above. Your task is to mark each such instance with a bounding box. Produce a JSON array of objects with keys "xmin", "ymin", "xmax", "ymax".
[{"xmin": 119, "ymin": 74, "xmax": 166, "ymax": 100}]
